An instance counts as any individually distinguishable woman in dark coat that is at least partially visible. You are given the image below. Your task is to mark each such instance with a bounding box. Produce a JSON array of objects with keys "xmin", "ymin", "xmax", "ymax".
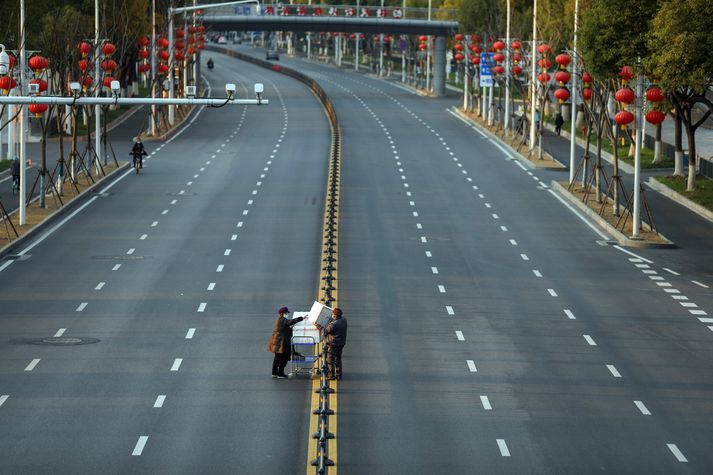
[{"xmin": 267, "ymin": 306, "xmax": 304, "ymax": 378}]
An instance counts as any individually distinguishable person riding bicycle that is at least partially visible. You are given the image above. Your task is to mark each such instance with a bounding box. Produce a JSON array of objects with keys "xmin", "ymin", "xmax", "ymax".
[
  {"xmin": 131, "ymin": 138, "xmax": 147, "ymax": 169},
  {"xmin": 11, "ymin": 158, "xmax": 20, "ymax": 193}
]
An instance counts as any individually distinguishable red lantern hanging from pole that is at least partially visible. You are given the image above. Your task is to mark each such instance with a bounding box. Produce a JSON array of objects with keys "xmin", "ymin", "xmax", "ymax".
[
  {"xmin": 79, "ymin": 42, "xmax": 92, "ymax": 58},
  {"xmin": 28, "ymin": 103, "xmax": 48, "ymax": 118},
  {"xmin": 554, "ymin": 87, "xmax": 570, "ymax": 103},
  {"xmin": 101, "ymin": 43, "xmax": 116, "ymax": 56},
  {"xmin": 28, "ymin": 55, "xmax": 49, "ymax": 75},
  {"xmin": 614, "ymin": 110, "xmax": 634, "ymax": 127},
  {"xmin": 645, "ymin": 110, "xmax": 665, "ymax": 125}
]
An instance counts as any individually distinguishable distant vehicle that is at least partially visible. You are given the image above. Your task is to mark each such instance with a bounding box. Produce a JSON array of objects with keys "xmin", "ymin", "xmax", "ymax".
[
  {"xmin": 218, "ymin": 36, "xmax": 227, "ymax": 44},
  {"xmin": 207, "ymin": 58, "xmax": 214, "ymax": 70},
  {"xmin": 266, "ymin": 50, "xmax": 279, "ymax": 61}
]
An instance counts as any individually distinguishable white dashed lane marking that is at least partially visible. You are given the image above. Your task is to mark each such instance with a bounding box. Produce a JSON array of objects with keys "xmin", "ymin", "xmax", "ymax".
[
  {"xmin": 95, "ymin": 282, "xmax": 105, "ymax": 290},
  {"xmin": 634, "ymin": 400, "xmax": 651, "ymax": 415},
  {"xmin": 186, "ymin": 328, "xmax": 196, "ymax": 339},
  {"xmin": 54, "ymin": 328, "xmax": 66, "ymax": 337},
  {"xmin": 170, "ymin": 359, "xmax": 183, "ymax": 371},
  {"xmin": 607, "ymin": 364, "xmax": 622, "ymax": 378},
  {"xmin": 24, "ymin": 359, "xmax": 40, "ymax": 371},
  {"xmin": 112, "ymin": 264, "xmax": 121, "ymax": 271},
  {"xmin": 667, "ymin": 444, "xmax": 688, "ymax": 463},
  {"xmin": 455, "ymin": 331, "xmax": 464, "ymax": 341},
  {"xmin": 467, "ymin": 360, "xmax": 477, "ymax": 372},
  {"xmin": 496, "ymin": 439, "xmax": 511, "ymax": 457},
  {"xmin": 216, "ymin": 265, "xmax": 224, "ymax": 272},
  {"xmin": 438, "ymin": 285, "xmax": 446, "ymax": 293},
  {"xmin": 197, "ymin": 303, "xmax": 207, "ymax": 313},
  {"xmin": 480, "ymin": 396, "xmax": 492, "ymax": 410},
  {"xmin": 0, "ymin": 395, "xmax": 8, "ymax": 407},
  {"xmin": 431, "ymin": 267, "xmax": 439, "ymax": 274},
  {"xmin": 132, "ymin": 436, "xmax": 149, "ymax": 456},
  {"xmin": 153, "ymin": 395, "xmax": 166, "ymax": 408},
  {"xmin": 76, "ymin": 302, "xmax": 88, "ymax": 312},
  {"xmin": 564, "ymin": 309, "xmax": 576, "ymax": 320},
  {"xmin": 446, "ymin": 306, "xmax": 455, "ymax": 315},
  {"xmin": 583, "ymin": 335, "xmax": 597, "ymax": 346}
]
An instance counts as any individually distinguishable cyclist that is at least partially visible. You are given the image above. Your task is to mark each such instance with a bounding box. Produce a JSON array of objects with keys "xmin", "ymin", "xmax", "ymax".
[
  {"xmin": 207, "ymin": 58, "xmax": 214, "ymax": 70},
  {"xmin": 130, "ymin": 138, "xmax": 147, "ymax": 173},
  {"xmin": 11, "ymin": 158, "xmax": 20, "ymax": 194}
]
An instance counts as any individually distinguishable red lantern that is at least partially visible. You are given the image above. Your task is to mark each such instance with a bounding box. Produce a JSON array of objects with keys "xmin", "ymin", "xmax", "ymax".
[
  {"xmin": 645, "ymin": 87, "xmax": 665, "ymax": 103},
  {"xmin": 512, "ymin": 53, "xmax": 522, "ymax": 64},
  {"xmin": 615, "ymin": 87, "xmax": 635, "ymax": 104},
  {"xmin": 619, "ymin": 66, "xmax": 634, "ymax": 82},
  {"xmin": 198, "ymin": 25, "xmax": 206, "ymax": 33},
  {"xmin": 554, "ymin": 87, "xmax": 570, "ymax": 103},
  {"xmin": 493, "ymin": 65, "xmax": 505, "ymax": 75},
  {"xmin": 79, "ymin": 42, "xmax": 92, "ymax": 58},
  {"xmin": 28, "ymin": 103, "xmax": 48, "ymax": 118},
  {"xmin": 82, "ymin": 76, "xmax": 93, "ymax": 90},
  {"xmin": 471, "ymin": 56, "xmax": 480, "ymax": 65},
  {"xmin": 79, "ymin": 59, "xmax": 91, "ymax": 72},
  {"xmin": 513, "ymin": 65, "xmax": 523, "ymax": 75},
  {"xmin": 555, "ymin": 54, "xmax": 571, "ymax": 67},
  {"xmin": 537, "ymin": 72, "xmax": 551, "ymax": 83},
  {"xmin": 455, "ymin": 33, "xmax": 464, "ymax": 42},
  {"xmin": 554, "ymin": 70, "xmax": 571, "ymax": 85},
  {"xmin": 582, "ymin": 88, "xmax": 592, "ymax": 101},
  {"xmin": 419, "ymin": 35, "xmax": 427, "ymax": 42},
  {"xmin": 30, "ymin": 78, "xmax": 48, "ymax": 93},
  {"xmin": 157, "ymin": 38, "xmax": 169, "ymax": 49},
  {"xmin": 470, "ymin": 45, "xmax": 482, "ymax": 54},
  {"xmin": 470, "ymin": 35, "xmax": 481, "ymax": 44},
  {"xmin": 0, "ymin": 76, "xmax": 14, "ymax": 93},
  {"xmin": 102, "ymin": 76, "xmax": 115, "ymax": 89},
  {"xmin": 101, "ymin": 59, "xmax": 117, "ymax": 72},
  {"xmin": 138, "ymin": 36, "xmax": 150, "ymax": 47},
  {"xmin": 493, "ymin": 40, "xmax": 506, "ymax": 52},
  {"xmin": 537, "ymin": 43, "xmax": 551, "ymax": 55},
  {"xmin": 158, "ymin": 63, "xmax": 169, "ymax": 74},
  {"xmin": 188, "ymin": 26, "xmax": 197, "ymax": 34},
  {"xmin": 455, "ymin": 53, "xmax": 465, "ymax": 62},
  {"xmin": 493, "ymin": 53, "xmax": 505, "ymax": 63},
  {"xmin": 175, "ymin": 40, "xmax": 185, "ymax": 50},
  {"xmin": 537, "ymin": 58, "xmax": 551, "ymax": 69},
  {"xmin": 645, "ymin": 110, "xmax": 666, "ymax": 125},
  {"xmin": 419, "ymin": 43, "xmax": 427, "ymax": 51},
  {"xmin": 137, "ymin": 64, "xmax": 150, "ymax": 74},
  {"xmin": 350, "ymin": 33, "xmax": 356, "ymax": 40},
  {"xmin": 454, "ymin": 43, "xmax": 464, "ymax": 52},
  {"xmin": 188, "ymin": 47, "xmax": 196, "ymax": 55},
  {"xmin": 28, "ymin": 55, "xmax": 49, "ymax": 74},
  {"xmin": 138, "ymin": 50, "xmax": 149, "ymax": 59},
  {"xmin": 511, "ymin": 41, "xmax": 521, "ymax": 50},
  {"xmin": 176, "ymin": 29, "xmax": 185, "ymax": 39},
  {"xmin": 582, "ymin": 71, "xmax": 592, "ymax": 84},
  {"xmin": 175, "ymin": 52, "xmax": 185, "ymax": 61},
  {"xmin": 158, "ymin": 50, "xmax": 169, "ymax": 61},
  {"xmin": 101, "ymin": 43, "xmax": 116, "ymax": 56},
  {"xmin": 196, "ymin": 43, "xmax": 205, "ymax": 50},
  {"xmin": 614, "ymin": 110, "xmax": 634, "ymax": 127}
]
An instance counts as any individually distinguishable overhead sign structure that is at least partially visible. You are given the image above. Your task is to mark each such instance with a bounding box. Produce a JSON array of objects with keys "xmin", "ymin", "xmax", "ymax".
[{"xmin": 479, "ymin": 52, "xmax": 496, "ymax": 88}]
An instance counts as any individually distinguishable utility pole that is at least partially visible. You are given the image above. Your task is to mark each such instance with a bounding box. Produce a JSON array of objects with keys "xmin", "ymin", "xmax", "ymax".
[
  {"xmin": 632, "ymin": 66, "xmax": 643, "ymax": 238},
  {"xmin": 355, "ymin": 0, "xmax": 360, "ymax": 71},
  {"xmin": 379, "ymin": 0, "xmax": 384, "ymax": 76},
  {"xmin": 168, "ymin": 8, "xmax": 175, "ymax": 126},
  {"xmin": 401, "ymin": 0, "xmax": 406, "ymax": 83},
  {"xmin": 151, "ymin": 0, "xmax": 157, "ymax": 136}
]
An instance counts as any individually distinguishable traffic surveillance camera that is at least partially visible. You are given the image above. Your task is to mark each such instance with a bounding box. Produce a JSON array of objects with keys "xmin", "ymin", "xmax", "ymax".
[
  {"xmin": 185, "ymin": 85, "xmax": 196, "ymax": 98},
  {"xmin": 69, "ymin": 82, "xmax": 81, "ymax": 92},
  {"xmin": 225, "ymin": 83, "xmax": 236, "ymax": 96},
  {"xmin": 28, "ymin": 83, "xmax": 39, "ymax": 94},
  {"xmin": 110, "ymin": 80, "xmax": 120, "ymax": 93},
  {"xmin": 0, "ymin": 45, "xmax": 9, "ymax": 76}
]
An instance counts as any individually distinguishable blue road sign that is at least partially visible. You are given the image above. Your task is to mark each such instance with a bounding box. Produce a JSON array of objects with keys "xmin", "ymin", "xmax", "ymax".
[{"xmin": 480, "ymin": 53, "xmax": 495, "ymax": 87}]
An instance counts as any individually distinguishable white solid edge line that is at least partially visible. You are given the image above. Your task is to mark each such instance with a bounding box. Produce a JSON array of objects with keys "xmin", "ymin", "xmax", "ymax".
[
  {"xmin": 488, "ymin": 139, "xmax": 514, "ymax": 159},
  {"xmin": 612, "ymin": 244, "xmax": 654, "ymax": 264},
  {"xmin": 445, "ymin": 108, "xmax": 487, "ymax": 137},
  {"xmin": 514, "ymin": 160, "xmax": 528, "ymax": 171},
  {"xmin": 496, "ymin": 439, "xmax": 511, "ymax": 457},
  {"xmin": 132, "ymin": 436, "xmax": 149, "ymax": 456},
  {"xmin": 667, "ymin": 444, "xmax": 688, "ymax": 463},
  {"xmin": 547, "ymin": 189, "xmax": 610, "ymax": 240}
]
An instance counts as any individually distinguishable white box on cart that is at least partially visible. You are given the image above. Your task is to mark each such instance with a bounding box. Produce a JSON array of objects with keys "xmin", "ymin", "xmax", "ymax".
[
  {"xmin": 291, "ymin": 311, "xmax": 321, "ymax": 342},
  {"xmin": 307, "ymin": 301, "xmax": 333, "ymax": 328}
]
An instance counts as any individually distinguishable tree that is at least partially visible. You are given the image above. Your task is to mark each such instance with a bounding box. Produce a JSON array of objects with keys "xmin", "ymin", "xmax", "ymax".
[{"xmin": 646, "ymin": 0, "xmax": 713, "ymax": 191}]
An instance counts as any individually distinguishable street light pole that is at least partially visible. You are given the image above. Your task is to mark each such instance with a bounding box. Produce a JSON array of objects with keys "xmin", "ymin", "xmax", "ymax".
[
  {"xmin": 632, "ymin": 67, "xmax": 643, "ymax": 238},
  {"xmin": 529, "ymin": 0, "xmax": 537, "ymax": 150},
  {"xmin": 504, "ymin": 0, "xmax": 511, "ymax": 135},
  {"xmin": 168, "ymin": 9, "xmax": 175, "ymax": 125},
  {"xmin": 426, "ymin": 0, "xmax": 432, "ymax": 92},
  {"xmin": 569, "ymin": 0, "xmax": 579, "ymax": 183},
  {"xmin": 18, "ymin": 0, "xmax": 26, "ymax": 225},
  {"xmin": 150, "ymin": 0, "xmax": 157, "ymax": 136},
  {"xmin": 355, "ymin": 0, "xmax": 360, "ymax": 71},
  {"xmin": 94, "ymin": 0, "xmax": 102, "ymax": 171},
  {"xmin": 401, "ymin": 0, "xmax": 406, "ymax": 83},
  {"xmin": 379, "ymin": 0, "xmax": 384, "ymax": 76}
]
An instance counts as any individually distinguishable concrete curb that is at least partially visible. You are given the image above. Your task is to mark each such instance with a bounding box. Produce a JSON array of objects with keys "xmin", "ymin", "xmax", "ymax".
[
  {"xmin": 550, "ymin": 180, "xmax": 675, "ymax": 249},
  {"xmin": 647, "ymin": 176, "xmax": 713, "ymax": 224},
  {"xmin": 0, "ymin": 161, "xmax": 130, "ymax": 259}
]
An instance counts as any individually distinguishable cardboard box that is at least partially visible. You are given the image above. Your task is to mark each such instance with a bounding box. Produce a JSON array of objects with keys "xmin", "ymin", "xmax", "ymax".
[{"xmin": 308, "ymin": 301, "xmax": 333, "ymax": 328}]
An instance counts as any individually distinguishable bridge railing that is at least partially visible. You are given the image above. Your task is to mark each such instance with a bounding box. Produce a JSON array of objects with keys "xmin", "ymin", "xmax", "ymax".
[{"xmin": 203, "ymin": 4, "xmax": 458, "ymax": 22}]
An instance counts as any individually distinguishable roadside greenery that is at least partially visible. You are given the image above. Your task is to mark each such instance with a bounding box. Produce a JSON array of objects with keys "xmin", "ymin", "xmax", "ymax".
[{"xmin": 656, "ymin": 175, "xmax": 713, "ymax": 211}]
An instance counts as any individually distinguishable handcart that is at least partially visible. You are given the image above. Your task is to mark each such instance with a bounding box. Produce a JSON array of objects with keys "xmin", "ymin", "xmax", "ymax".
[{"xmin": 290, "ymin": 312, "xmax": 321, "ymax": 377}]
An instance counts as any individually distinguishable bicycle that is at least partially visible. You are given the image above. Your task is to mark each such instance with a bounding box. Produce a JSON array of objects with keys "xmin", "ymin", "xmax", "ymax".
[
  {"xmin": 11, "ymin": 175, "xmax": 19, "ymax": 194},
  {"xmin": 132, "ymin": 155, "xmax": 142, "ymax": 174}
]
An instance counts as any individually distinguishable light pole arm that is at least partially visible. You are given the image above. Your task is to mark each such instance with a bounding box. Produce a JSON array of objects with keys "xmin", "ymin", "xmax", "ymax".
[{"xmin": 0, "ymin": 96, "xmax": 268, "ymax": 106}]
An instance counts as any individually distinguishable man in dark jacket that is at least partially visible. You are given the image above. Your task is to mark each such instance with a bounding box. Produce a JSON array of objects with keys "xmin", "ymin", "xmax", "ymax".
[
  {"xmin": 324, "ymin": 307, "xmax": 347, "ymax": 380},
  {"xmin": 267, "ymin": 307, "xmax": 304, "ymax": 379}
]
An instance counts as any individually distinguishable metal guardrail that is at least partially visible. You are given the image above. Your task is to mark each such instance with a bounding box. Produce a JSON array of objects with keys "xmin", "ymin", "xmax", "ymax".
[{"xmin": 206, "ymin": 45, "xmax": 340, "ymax": 473}]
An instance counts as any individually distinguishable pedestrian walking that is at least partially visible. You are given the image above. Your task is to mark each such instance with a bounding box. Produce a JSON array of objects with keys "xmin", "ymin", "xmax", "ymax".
[
  {"xmin": 554, "ymin": 111, "xmax": 564, "ymax": 136},
  {"xmin": 267, "ymin": 307, "xmax": 304, "ymax": 379},
  {"xmin": 323, "ymin": 308, "xmax": 347, "ymax": 381}
]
